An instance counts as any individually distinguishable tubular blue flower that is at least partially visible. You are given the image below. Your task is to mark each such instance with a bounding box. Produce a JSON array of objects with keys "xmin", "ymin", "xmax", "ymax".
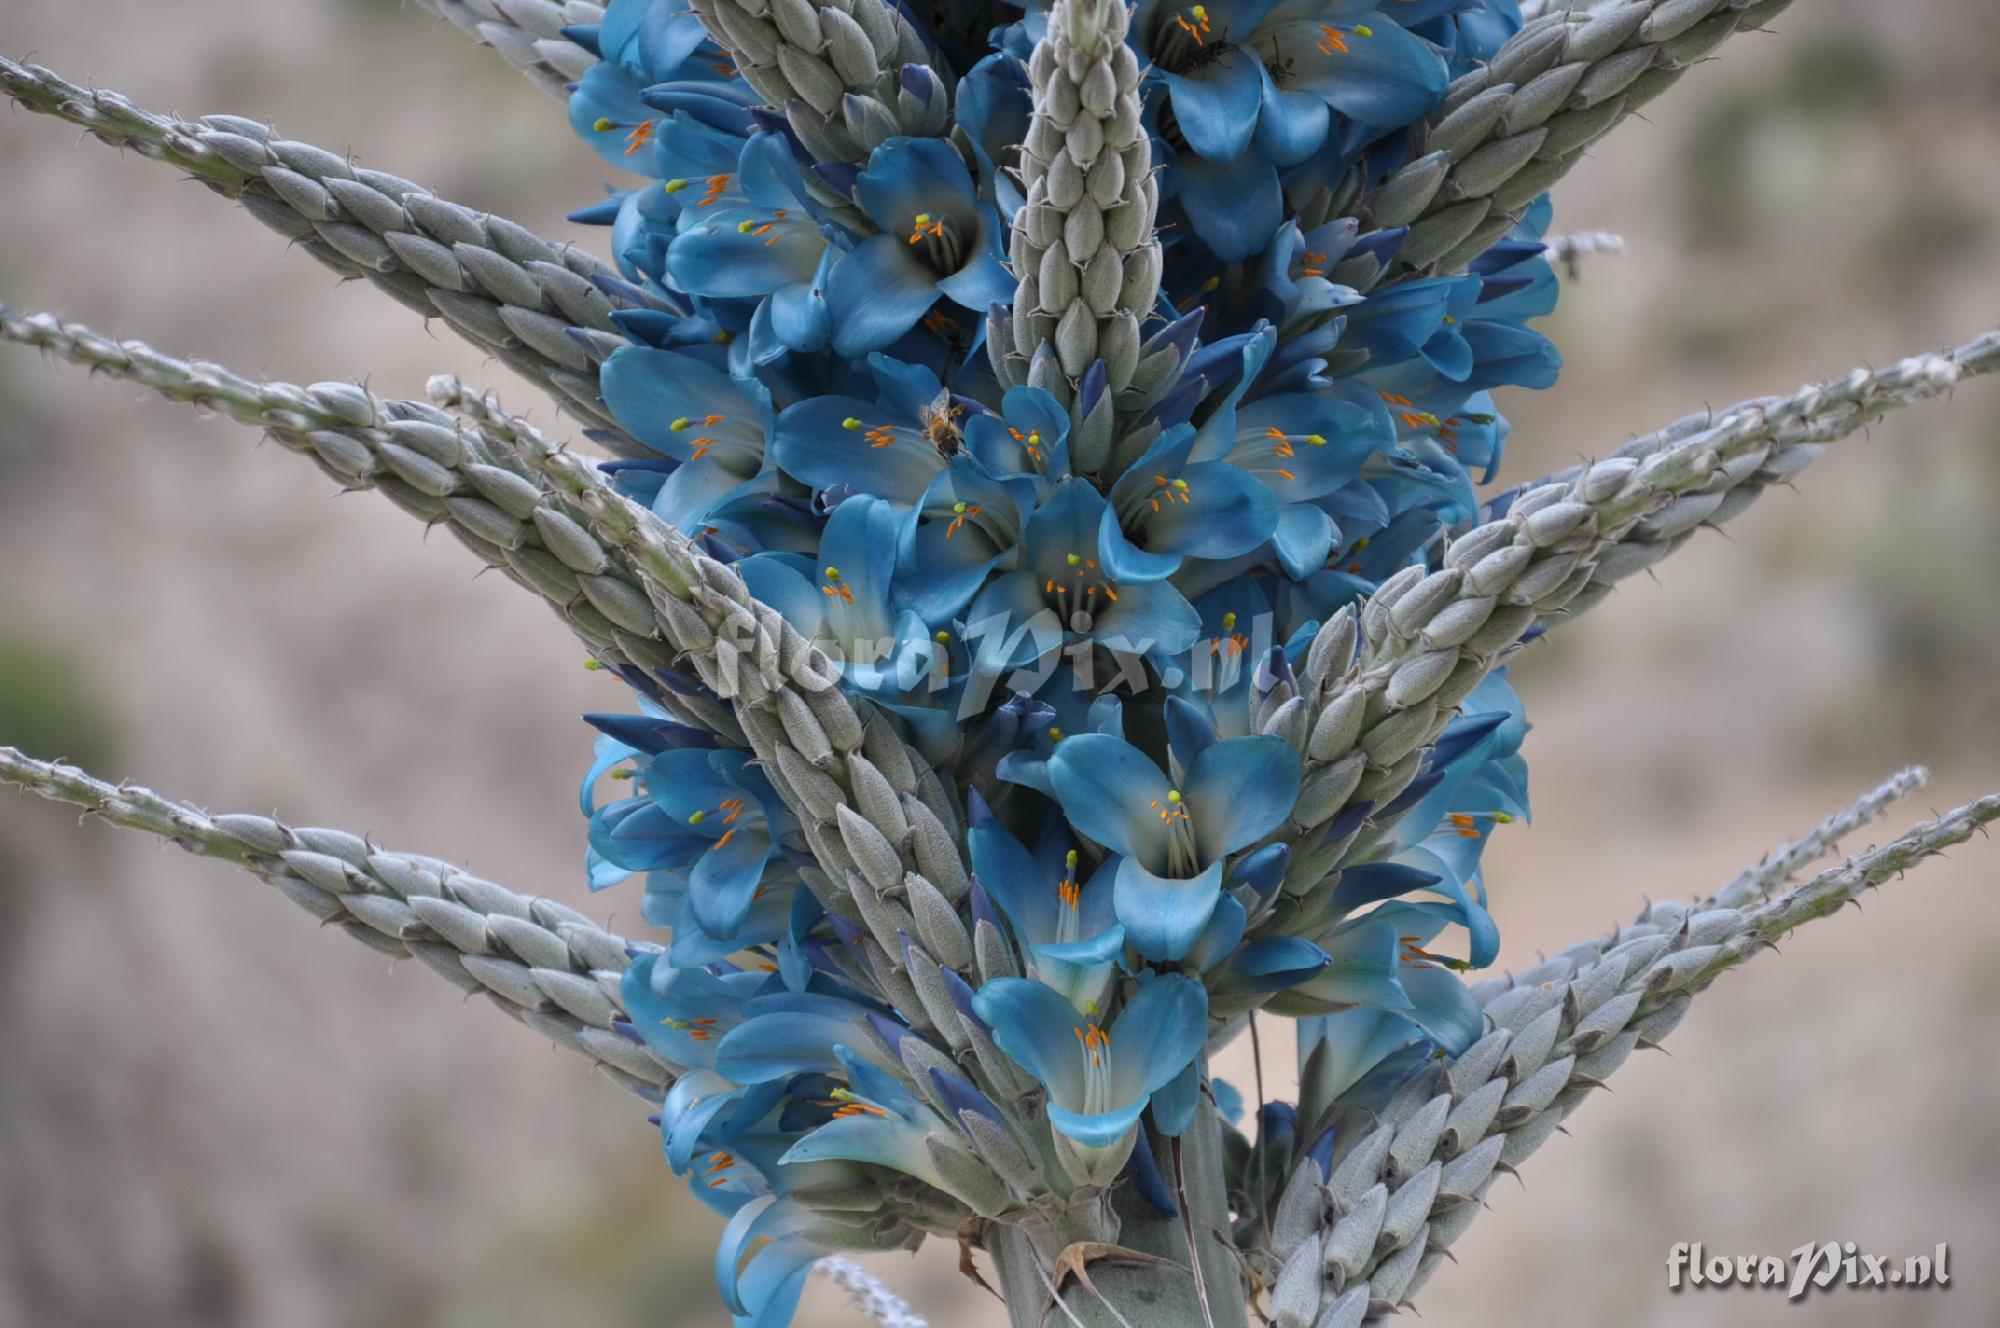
[
  {"xmin": 963, "ymin": 384, "xmax": 1072, "ymax": 482},
  {"xmin": 1134, "ymin": 0, "xmax": 1447, "ymax": 257},
  {"xmin": 1097, "ymin": 426, "xmax": 1281, "ymax": 582},
  {"xmin": 777, "ymin": 1047, "xmax": 958, "ymax": 1193},
  {"xmin": 1043, "ymin": 731, "xmax": 1300, "ymax": 959},
  {"xmin": 969, "ymin": 818, "xmax": 1125, "ymax": 1014},
  {"xmin": 737, "ymin": 495, "xmax": 942, "ymax": 697},
  {"xmin": 825, "ymin": 137, "xmax": 1014, "ymax": 357},
  {"xmin": 1326, "ymin": 674, "xmax": 1528, "ymax": 967},
  {"xmin": 973, "ymin": 973, "xmax": 1209, "ymax": 1148},
  {"xmin": 620, "ymin": 952, "xmax": 769, "ymax": 1070},
  {"xmin": 1272, "ymin": 903, "xmax": 1483, "ymax": 1054},
  {"xmin": 770, "ymin": 354, "xmax": 967, "ymax": 507},
  {"xmin": 665, "ymin": 133, "xmax": 837, "ymax": 356},
  {"xmin": 600, "ymin": 345, "xmax": 779, "ymax": 535},
  {"xmin": 897, "ymin": 457, "xmax": 1031, "ymax": 623},
  {"xmin": 714, "ymin": 990, "xmax": 902, "ymax": 1083},
  {"xmin": 594, "ymin": 747, "xmax": 791, "ymax": 930},
  {"xmin": 965, "ymin": 479, "xmax": 1203, "ymax": 670}
]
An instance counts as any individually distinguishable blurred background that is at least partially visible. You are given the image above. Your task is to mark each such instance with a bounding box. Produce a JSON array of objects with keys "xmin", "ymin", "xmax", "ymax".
[{"xmin": 2, "ymin": 1, "xmax": 1997, "ymax": 1324}]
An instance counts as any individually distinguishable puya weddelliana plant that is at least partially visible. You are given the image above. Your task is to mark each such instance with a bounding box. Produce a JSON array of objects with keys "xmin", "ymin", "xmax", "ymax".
[{"xmin": 2, "ymin": 2, "xmax": 1996, "ymax": 1326}]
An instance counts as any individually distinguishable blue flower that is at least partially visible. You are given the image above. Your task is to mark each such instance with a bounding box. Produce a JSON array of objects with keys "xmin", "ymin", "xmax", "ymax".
[
  {"xmin": 770, "ymin": 354, "xmax": 965, "ymax": 507},
  {"xmin": 600, "ymin": 345, "xmax": 781, "ymax": 536},
  {"xmin": 664, "ymin": 133, "xmax": 838, "ymax": 357},
  {"xmin": 969, "ymin": 817, "xmax": 1125, "ymax": 1014},
  {"xmin": 825, "ymin": 137, "xmax": 1014, "ymax": 356},
  {"xmin": 588, "ymin": 746, "xmax": 795, "ymax": 949},
  {"xmin": 1043, "ymin": 731, "xmax": 1300, "ymax": 959},
  {"xmin": 737, "ymin": 495, "xmax": 942, "ymax": 698},
  {"xmin": 965, "ymin": 478, "xmax": 1204, "ymax": 669},
  {"xmin": 973, "ymin": 973, "xmax": 1208, "ymax": 1148},
  {"xmin": 1134, "ymin": 0, "xmax": 1447, "ymax": 258}
]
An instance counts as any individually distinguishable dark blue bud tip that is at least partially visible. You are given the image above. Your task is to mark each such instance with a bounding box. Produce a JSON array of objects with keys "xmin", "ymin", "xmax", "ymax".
[
  {"xmin": 1378, "ymin": 770, "xmax": 1443, "ymax": 820},
  {"xmin": 967, "ymin": 874, "xmax": 998, "ymax": 929},
  {"xmin": 1319, "ymin": 800, "xmax": 1375, "ymax": 847},
  {"xmin": 1252, "ymin": 644, "xmax": 1294, "ymax": 695},
  {"xmin": 1077, "ymin": 359, "xmax": 1110, "ymax": 413},
  {"xmin": 864, "ymin": 1011, "xmax": 913, "ymax": 1054},
  {"xmin": 559, "ymin": 23, "xmax": 603, "ymax": 57},
  {"xmin": 812, "ymin": 162, "xmax": 861, "ymax": 200},
  {"xmin": 612, "ymin": 1016, "xmax": 645, "ymax": 1045},
  {"xmin": 826, "ymin": 911, "xmax": 865, "ymax": 949},
  {"xmin": 940, "ymin": 966, "xmax": 982, "ymax": 1024},
  {"xmin": 1127, "ymin": 1122, "xmax": 1178, "ymax": 1217}
]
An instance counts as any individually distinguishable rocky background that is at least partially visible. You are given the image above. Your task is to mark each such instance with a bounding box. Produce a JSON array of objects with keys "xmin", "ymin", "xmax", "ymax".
[{"xmin": 1, "ymin": 1, "xmax": 1996, "ymax": 1324}]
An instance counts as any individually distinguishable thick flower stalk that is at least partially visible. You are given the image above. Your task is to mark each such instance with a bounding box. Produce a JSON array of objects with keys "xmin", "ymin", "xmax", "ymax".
[
  {"xmin": 682, "ymin": 0, "xmax": 942, "ymax": 169},
  {"xmin": 408, "ymin": 0, "xmax": 607, "ymax": 98},
  {"xmin": 0, "ymin": 57, "xmax": 636, "ymax": 446},
  {"xmin": 1268, "ymin": 327, "xmax": 2000, "ymax": 927},
  {"xmin": 1256, "ymin": 788, "xmax": 2000, "ymax": 1327},
  {"xmin": 7, "ymin": 2, "xmax": 2000, "ymax": 1327},
  {"xmin": 0, "ymin": 307, "xmax": 740, "ymax": 741},
  {"xmin": 0, "ymin": 746, "xmax": 671, "ymax": 1098},
  {"xmin": 1331, "ymin": 0, "xmax": 1796, "ymax": 282},
  {"xmin": 989, "ymin": 0, "xmax": 1157, "ymax": 436},
  {"xmin": 1502, "ymin": 329, "xmax": 2000, "ymax": 622}
]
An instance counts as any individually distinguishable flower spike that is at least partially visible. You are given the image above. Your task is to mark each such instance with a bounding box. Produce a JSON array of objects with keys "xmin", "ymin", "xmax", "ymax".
[
  {"xmin": 0, "ymin": 306, "xmax": 732, "ymax": 743},
  {"xmin": 406, "ymin": 0, "xmax": 605, "ymax": 99},
  {"xmin": 0, "ymin": 56, "xmax": 639, "ymax": 448},
  {"xmin": 1261, "ymin": 786, "xmax": 2000, "ymax": 1325},
  {"xmin": 992, "ymin": 0, "xmax": 1159, "ymax": 445},
  {"xmin": 0, "ymin": 746, "xmax": 675, "ymax": 1100},
  {"xmin": 1332, "ymin": 0, "xmax": 1797, "ymax": 284},
  {"xmin": 1503, "ymin": 328, "xmax": 2000, "ymax": 624}
]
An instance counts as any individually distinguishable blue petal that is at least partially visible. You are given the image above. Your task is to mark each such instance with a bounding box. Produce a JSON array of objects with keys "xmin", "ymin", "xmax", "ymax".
[
  {"xmin": 827, "ymin": 233, "xmax": 943, "ymax": 357},
  {"xmin": 1252, "ymin": 13, "xmax": 1448, "ymax": 127},
  {"xmin": 1182, "ymin": 734, "xmax": 1301, "ymax": 860},
  {"xmin": 972, "ymin": 976, "xmax": 1091, "ymax": 1107},
  {"xmin": 1174, "ymin": 149, "xmax": 1282, "ymax": 263},
  {"xmin": 1106, "ymin": 973, "xmax": 1210, "ymax": 1102},
  {"xmin": 1159, "ymin": 49, "xmax": 1264, "ymax": 162},
  {"xmin": 1046, "ymin": 734, "xmax": 1173, "ymax": 864},
  {"xmin": 1150, "ymin": 1058, "xmax": 1202, "ymax": 1137},
  {"xmin": 969, "ymin": 819, "xmax": 1060, "ymax": 944},
  {"xmin": 1113, "ymin": 856, "xmax": 1225, "ymax": 961}
]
